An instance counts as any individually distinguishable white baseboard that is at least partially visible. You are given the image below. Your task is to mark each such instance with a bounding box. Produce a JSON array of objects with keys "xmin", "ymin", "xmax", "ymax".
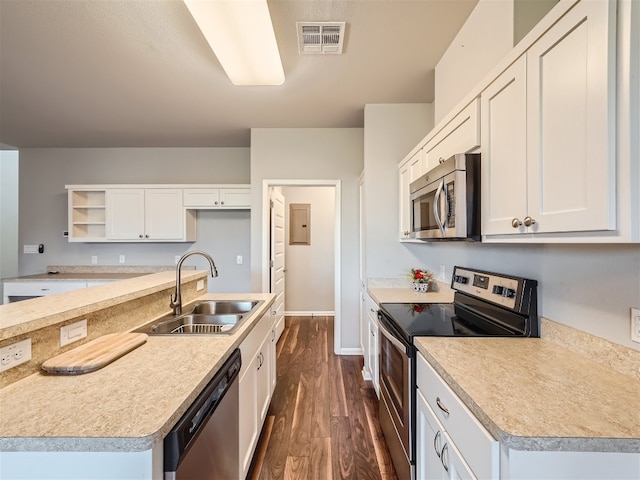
[
  {"xmin": 285, "ymin": 311, "xmax": 335, "ymax": 317},
  {"xmin": 338, "ymin": 347, "xmax": 362, "ymax": 355}
]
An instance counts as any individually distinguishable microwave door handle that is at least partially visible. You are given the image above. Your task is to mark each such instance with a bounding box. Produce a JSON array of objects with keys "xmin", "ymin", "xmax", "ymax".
[
  {"xmin": 433, "ymin": 180, "xmax": 446, "ymax": 236},
  {"xmin": 442, "ymin": 184, "xmax": 450, "ymax": 230}
]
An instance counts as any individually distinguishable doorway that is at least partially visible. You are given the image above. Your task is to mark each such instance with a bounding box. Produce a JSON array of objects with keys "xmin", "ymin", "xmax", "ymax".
[{"xmin": 262, "ymin": 180, "xmax": 341, "ymax": 354}]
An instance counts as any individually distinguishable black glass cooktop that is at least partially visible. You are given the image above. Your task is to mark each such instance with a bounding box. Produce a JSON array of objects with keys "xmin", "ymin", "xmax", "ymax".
[{"xmin": 379, "ymin": 299, "xmax": 527, "ymax": 344}]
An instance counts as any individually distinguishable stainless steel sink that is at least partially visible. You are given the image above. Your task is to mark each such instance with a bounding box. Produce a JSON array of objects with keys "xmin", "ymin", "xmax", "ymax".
[
  {"xmin": 191, "ymin": 300, "xmax": 258, "ymax": 315},
  {"xmin": 133, "ymin": 300, "xmax": 263, "ymax": 335}
]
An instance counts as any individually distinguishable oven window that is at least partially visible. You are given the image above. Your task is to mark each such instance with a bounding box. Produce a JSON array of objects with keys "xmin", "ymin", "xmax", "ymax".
[
  {"xmin": 412, "ymin": 191, "xmax": 439, "ymax": 232},
  {"xmin": 380, "ymin": 333, "xmax": 408, "ymax": 422}
]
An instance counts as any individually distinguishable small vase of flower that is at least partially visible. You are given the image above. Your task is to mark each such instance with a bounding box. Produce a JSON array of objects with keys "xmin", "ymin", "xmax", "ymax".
[{"xmin": 408, "ymin": 268, "xmax": 434, "ymax": 293}]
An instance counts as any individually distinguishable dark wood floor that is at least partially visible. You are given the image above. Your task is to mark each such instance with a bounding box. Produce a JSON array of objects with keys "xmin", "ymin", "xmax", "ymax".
[{"xmin": 247, "ymin": 316, "xmax": 399, "ymax": 480}]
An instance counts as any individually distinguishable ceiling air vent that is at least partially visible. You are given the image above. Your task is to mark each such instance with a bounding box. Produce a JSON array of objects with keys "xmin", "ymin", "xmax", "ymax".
[{"xmin": 297, "ymin": 22, "xmax": 346, "ymax": 54}]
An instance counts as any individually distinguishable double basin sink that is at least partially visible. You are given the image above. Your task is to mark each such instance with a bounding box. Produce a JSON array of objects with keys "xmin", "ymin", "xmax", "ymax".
[{"xmin": 134, "ymin": 300, "xmax": 263, "ymax": 335}]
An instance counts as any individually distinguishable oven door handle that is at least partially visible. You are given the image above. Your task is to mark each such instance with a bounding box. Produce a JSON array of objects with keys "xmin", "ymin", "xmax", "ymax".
[{"xmin": 377, "ymin": 313, "xmax": 410, "ymax": 355}]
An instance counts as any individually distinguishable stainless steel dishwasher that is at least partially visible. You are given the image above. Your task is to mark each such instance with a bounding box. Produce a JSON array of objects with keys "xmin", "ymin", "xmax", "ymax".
[{"xmin": 164, "ymin": 348, "xmax": 241, "ymax": 480}]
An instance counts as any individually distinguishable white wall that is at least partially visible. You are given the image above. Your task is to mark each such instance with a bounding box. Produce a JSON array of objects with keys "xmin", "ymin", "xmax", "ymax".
[
  {"xmin": 364, "ymin": 104, "xmax": 434, "ymax": 279},
  {"xmin": 15, "ymin": 148, "xmax": 252, "ymax": 292},
  {"xmin": 250, "ymin": 128, "xmax": 363, "ymax": 352},
  {"xmin": 434, "ymin": 0, "xmax": 514, "ymax": 124},
  {"xmin": 282, "ymin": 186, "xmax": 335, "ymax": 314},
  {"xmin": 0, "ymin": 150, "xmax": 19, "ymax": 299}
]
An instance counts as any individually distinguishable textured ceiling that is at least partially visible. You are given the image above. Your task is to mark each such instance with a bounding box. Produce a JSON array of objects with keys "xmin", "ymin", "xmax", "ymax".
[{"xmin": 0, "ymin": 0, "xmax": 477, "ymax": 148}]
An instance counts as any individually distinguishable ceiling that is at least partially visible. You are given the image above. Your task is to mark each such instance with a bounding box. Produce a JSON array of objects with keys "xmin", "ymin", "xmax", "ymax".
[{"xmin": 0, "ymin": 0, "xmax": 478, "ymax": 149}]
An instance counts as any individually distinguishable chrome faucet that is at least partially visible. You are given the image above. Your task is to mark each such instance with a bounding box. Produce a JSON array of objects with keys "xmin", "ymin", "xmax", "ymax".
[{"xmin": 170, "ymin": 251, "xmax": 218, "ymax": 316}]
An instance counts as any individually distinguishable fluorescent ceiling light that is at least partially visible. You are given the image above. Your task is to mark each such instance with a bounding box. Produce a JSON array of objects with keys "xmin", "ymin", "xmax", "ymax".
[{"xmin": 184, "ymin": 0, "xmax": 285, "ymax": 86}]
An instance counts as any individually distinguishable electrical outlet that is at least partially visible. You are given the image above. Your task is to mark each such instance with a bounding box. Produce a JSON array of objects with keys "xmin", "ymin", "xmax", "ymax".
[
  {"xmin": 196, "ymin": 279, "xmax": 205, "ymax": 291},
  {"xmin": 60, "ymin": 319, "xmax": 87, "ymax": 347},
  {"xmin": 119, "ymin": 255, "xmax": 125, "ymax": 264},
  {"xmin": 0, "ymin": 338, "xmax": 32, "ymax": 373},
  {"xmin": 23, "ymin": 245, "xmax": 38, "ymax": 254},
  {"xmin": 631, "ymin": 308, "xmax": 640, "ymax": 344},
  {"xmin": 439, "ymin": 264, "xmax": 446, "ymax": 280},
  {"xmin": 236, "ymin": 255, "xmax": 243, "ymax": 265},
  {"xmin": 91, "ymin": 255, "xmax": 98, "ymax": 264}
]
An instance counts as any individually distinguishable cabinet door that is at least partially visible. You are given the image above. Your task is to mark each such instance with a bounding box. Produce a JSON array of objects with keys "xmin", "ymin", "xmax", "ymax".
[
  {"xmin": 183, "ymin": 188, "xmax": 220, "ymax": 208},
  {"xmin": 399, "ymin": 161, "xmax": 412, "ymax": 240},
  {"xmin": 220, "ymin": 188, "xmax": 250, "ymax": 208},
  {"xmin": 368, "ymin": 313, "xmax": 379, "ymax": 397},
  {"xmin": 360, "ymin": 290, "xmax": 371, "ymax": 380},
  {"xmin": 106, "ymin": 189, "xmax": 145, "ymax": 240},
  {"xmin": 481, "ymin": 56, "xmax": 528, "ymax": 235},
  {"xmin": 424, "ymin": 99, "xmax": 480, "ymax": 171},
  {"xmin": 409, "ymin": 150, "xmax": 423, "ymax": 182},
  {"xmin": 238, "ymin": 351, "xmax": 259, "ymax": 479},
  {"xmin": 144, "ymin": 189, "xmax": 184, "ymax": 240},
  {"xmin": 256, "ymin": 334, "xmax": 272, "ymax": 425},
  {"xmin": 416, "ymin": 389, "xmax": 447, "ymax": 480},
  {"xmin": 526, "ymin": 0, "xmax": 616, "ymax": 233}
]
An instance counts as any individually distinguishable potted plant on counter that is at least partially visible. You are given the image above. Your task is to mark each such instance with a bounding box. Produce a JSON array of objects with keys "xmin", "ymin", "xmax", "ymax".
[{"xmin": 408, "ymin": 268, "xmax": 434, "ymax": 293}]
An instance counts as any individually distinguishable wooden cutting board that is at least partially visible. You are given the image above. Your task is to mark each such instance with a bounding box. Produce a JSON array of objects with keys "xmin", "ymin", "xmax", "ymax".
[{"xmin": 42, "ymin": 332, "xmax": 148, "ymax": 375}]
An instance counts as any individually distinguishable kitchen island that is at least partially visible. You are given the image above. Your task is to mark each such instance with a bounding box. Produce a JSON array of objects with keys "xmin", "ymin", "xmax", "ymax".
[{"xmin": 0, "ymin": 271, "xmax": 274, "ymax": 479}]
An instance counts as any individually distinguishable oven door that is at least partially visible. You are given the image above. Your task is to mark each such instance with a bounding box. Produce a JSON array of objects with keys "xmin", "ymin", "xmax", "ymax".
[{"xmin": 378, "ymin": 311, "xmax": 413, "ymax": 479}]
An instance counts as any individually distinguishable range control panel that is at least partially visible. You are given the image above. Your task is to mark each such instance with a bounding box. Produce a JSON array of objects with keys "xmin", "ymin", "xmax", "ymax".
[{"xmin": 451, "ymin": 266, "xmax": 529, "ymax": 311}]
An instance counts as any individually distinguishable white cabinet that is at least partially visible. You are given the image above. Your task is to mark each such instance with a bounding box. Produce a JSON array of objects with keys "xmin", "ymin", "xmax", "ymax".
[
  {"xmin": 416, "ymin": 388, "xmax": 476, "ymax": 480},
  {"xmin": 482, "ymin": 0, "xmax": 617, "ymax": 238},
  {"xmin": 67, "ymin": 189, "xmax": 106, "ymax": 241},
  {"xmin": 423, "ymin": 98, "xmax": 481, "ymax": 171},
  {"xmin": 360, "ymin": 292, "xmax": 379, "ymax": 395},
  {"xmin": 106, "ymin": 188, "xmax": 193, "ymax": 241},
  {"xmin": 481, "ymin": 56, "xmax": 528, "ymax": 236},
  {"xmin": 239, "ymin": 312, "xmax": 276, "ymax": 479},
  {"xmin": 183, "ymin": 187, "xmax": 250, "ymax": 209},
  {"xmin": 399, "ymin": 160, "xmax": 413, "ymax": 240},
  {"xmin": 416, "ymin": 352, "xmax": 499, "ymax": 480},
  {"xmin": 2, "ymin": 280, "xmax": 88, "ymax": 304}
]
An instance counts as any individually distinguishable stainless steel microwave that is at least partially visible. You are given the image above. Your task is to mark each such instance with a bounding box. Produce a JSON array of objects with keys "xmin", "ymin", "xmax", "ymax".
[{"xmin": 409, "ymin": 153, "xmax": 480, "ymax": 241}]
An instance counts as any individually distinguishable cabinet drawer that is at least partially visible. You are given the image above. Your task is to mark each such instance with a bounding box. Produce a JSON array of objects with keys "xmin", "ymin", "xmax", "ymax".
[
  {"xmin": 3, "ymin": 281, "xmax": 87, "ymax": 297},
  {"xmin": 424, "ymin": 98, "xmax": 480, "ymax": 170},
  {"xmin": 417, "ymin": 352, "xmax": 499, "ymax": 479}
]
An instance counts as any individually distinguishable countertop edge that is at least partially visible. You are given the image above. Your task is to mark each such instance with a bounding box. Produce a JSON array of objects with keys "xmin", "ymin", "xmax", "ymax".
[{"xmin": 414, "ymin": 342, "xmax": 640, "ymax": 453}]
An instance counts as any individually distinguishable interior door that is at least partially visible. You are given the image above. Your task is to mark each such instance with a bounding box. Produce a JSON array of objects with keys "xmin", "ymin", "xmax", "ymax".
[{"xmin": 269, "ymin": 189, "xmax": 286, "ymax": 340}]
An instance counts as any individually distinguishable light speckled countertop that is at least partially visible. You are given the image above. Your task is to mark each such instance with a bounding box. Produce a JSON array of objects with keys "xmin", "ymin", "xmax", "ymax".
[
  {"xmin": 368, "ymin": 283, "xmax": 455, "ymax": 305},
  {"xmin": 415, "ymin": 337, "xmax": 640, "ymax": 453},
  {"xmin": 0, "ymin": 292, "xmax": 275, "ymax": 452}
]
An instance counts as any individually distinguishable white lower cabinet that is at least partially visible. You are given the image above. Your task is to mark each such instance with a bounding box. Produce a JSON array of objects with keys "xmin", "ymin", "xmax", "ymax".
[
  {"xmin": 239, "ymin": 312, "xmax": 276, "ymax": 479},
  {"xmin": 360, "ymin": 291, "xmax": 380, "ymax": 395},
  {"xmin": 416, "ymin": 352, "xmax": 499, "ymax": 480},
  {"xmin": 2, "ymin": 280, "xmax": 88, "ymax": 304}
]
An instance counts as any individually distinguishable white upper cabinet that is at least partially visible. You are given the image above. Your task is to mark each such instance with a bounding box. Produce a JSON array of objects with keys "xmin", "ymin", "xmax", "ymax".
[
  {"xmin": 481, "ymin": 0, "xmax": 617, "ymax": 238},
  {"xmin": 481, "ymin": 56, "xmax": 528, "ymax": 235},
  {"xmin": 423, "ymin": 98, "xmax": 481, "ymax": 171},
  {"xmin": 106, "ymin": 188, "xmax": 188, "ymax": 241},
  {"xmin": 183, "ymin": 187, "xmax": 250, "ymax": 209},
  {"xmin": 524, "ymin": 0, "xmax": 616, "ymax": 234}
]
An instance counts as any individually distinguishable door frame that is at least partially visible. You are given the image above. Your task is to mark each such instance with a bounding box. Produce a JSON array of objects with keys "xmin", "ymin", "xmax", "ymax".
[{"xmin": 261, "ymin": 179, "xmax": 341, "ymax": 355}]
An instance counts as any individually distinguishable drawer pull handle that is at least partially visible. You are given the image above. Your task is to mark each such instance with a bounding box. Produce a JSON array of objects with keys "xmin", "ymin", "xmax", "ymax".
[
  {"xmin": 440, "ymin": 444, "xmax": 449, "ymax": 472},
  {"xmin": 434, "ymin": 430, "xmax": 442, "ymax": 457},
  {"xmin": 436, "ymin": 397, "xmax": 449, "ymax": 415}
]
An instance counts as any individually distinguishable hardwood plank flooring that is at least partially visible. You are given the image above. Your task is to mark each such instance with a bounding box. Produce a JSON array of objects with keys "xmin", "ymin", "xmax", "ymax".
[{"xmin": 248, "ymin": 316, "xmax": 399, "ymax": 480}]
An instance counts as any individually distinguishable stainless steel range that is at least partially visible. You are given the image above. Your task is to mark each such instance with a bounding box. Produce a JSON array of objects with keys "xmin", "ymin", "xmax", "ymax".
[{"xmin": 377, "ymin": 266, "xmax": 539, "ymax": 480}]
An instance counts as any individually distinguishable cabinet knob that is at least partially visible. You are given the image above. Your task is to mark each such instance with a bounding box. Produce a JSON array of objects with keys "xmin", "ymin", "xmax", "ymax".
[
  {"xmin": 220, "ymin": 201, "xmax": 224, "ymax": 205},
  {"xmin": 523, "ymin": 216, "xmax": 536, "ymax": 227},
  {"xmin": 139, "ymin": 234, "xmax": 144, "ymax": 238},
  {"xmin": 214, "ymin": 201, "xmax": 219, "ymax": 205},
  {"xmin": 438, "ymin": 157, "xmax": 445, "ymax": 164},
  {"xmin": 145, "ymin": 234, "xmax": 149, "ymax": 238},
  {"xmin": 511, "ymin": 218, "xmax": 522, "ymax": 228}
]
